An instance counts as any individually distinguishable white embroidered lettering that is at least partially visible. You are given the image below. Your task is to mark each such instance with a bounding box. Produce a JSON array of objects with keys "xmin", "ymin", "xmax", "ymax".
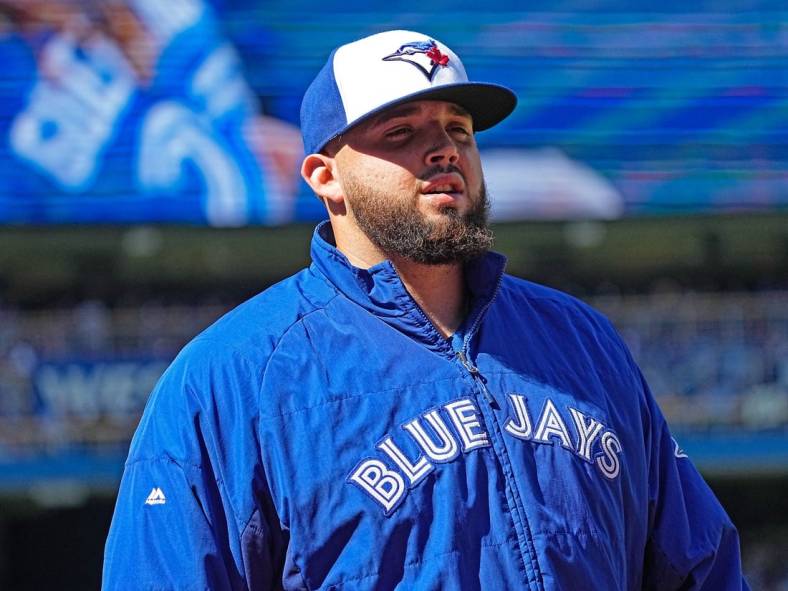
[
  {"xmin": 348, "ymin": 459, "xmax": 406, "ymax": 514},
  {"xmin": 377, "ymin": 437, "xmax": 433, "ymax": 485},
  {"xmin": 443, "ymin": 398, "xmax": 490, "ymax": 452},
  {"xmin": 596, "ymin": 431, "xmax": 622, "ymax": 479},
  {"xmin": 534, "ymin": 399, "xmax": 574, "ymax": 450},
  {"xmin": 569, "ymin": 407, "xmax": 605, "ymax": 462},
  {"xmin": 504, "ymin": 393, "xmax": 534, "ymax": 440},
  {"xmin": 403, "ymin": 410, "xmax": 460, "ymax": 462}
]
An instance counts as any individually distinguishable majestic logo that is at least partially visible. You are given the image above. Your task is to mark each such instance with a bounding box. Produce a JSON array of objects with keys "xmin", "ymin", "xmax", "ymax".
[
  {"xmin": 144, "ymin": 487, "xmax": 167, "ymax": 506},
  {"xmin": 672, "ymin": 437, "xmax": 689, "ymax": 459},
  {"xmin": 382, "ymin": 39, "xmax": 450, "ymax": 81}
]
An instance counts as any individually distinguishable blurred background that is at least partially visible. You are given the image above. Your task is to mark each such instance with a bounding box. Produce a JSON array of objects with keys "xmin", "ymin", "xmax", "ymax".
[{"xmin": 0, "ymin": 0, "xmax": 786, "ymax": 589}]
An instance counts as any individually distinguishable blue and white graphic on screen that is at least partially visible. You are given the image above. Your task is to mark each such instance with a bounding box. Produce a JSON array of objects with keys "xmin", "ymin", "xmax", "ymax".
[
  {"xmin": 0, "ymin": 0, "xmax": 294, "ymax": 225},
  {"xmin": 1, "ymin": 1, "xmax": 786, "ymax": 223}
]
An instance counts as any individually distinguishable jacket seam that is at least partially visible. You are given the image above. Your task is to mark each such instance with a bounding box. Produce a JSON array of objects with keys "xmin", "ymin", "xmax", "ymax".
[
  {"xmin": 260, "ymin": 366, "xmax": 572, "ymax": 420},
  {"xmin": 533, "ymin": 528, "xmax": 603, "ymax": 537},
  {"xmin": 300, "ymin": 315, "xmax": 333, "ymax": 390},
  {"xmin": 312, "ymin": 248, "xmax": 402, "ymax": 310},
  {"xmin": 647, "ymin": 533, "xmax": 686, "ymax": 582},
  {"xmin": 153, "ymin": 299, "xmax": 338, "ymax": 574},
  {"xmin": 181, "ymin": 379, "xmax": 247, "ymax": 541},
  {"xmin": 255, "ymin": 363, "xmax": 623, "ymax": 423},
  {"xmin": 124, "ymin": 454, "xmax": 203, "ymax": 472},
  {"xmin": 243, "ymin": 302, "xmax": 339, "ymax": 543},
  {"xmin": 123, "ymin": 454, "xmax": 239, "ymax": 576},
  {"xmin": 320, "ymin": 541, "xmax": 509, "ymax": 589},
  {"xmin": 257, "ymin": 301, "xmax": 338, "ymax": 388},
  {"xmin": 242, "ymin": 519, "xmax": 311, "ymax": 591},
  {"xmin": 472, "ymin": 385, "xmax": 543, "ymax": 589},
  {"xmin": 155, "ymin": 324, "xmax": 343, "ymax": 567},
  {"xmin": 258, "ymin": 374, "xmax": 470, "ymax": 420},
  {"xmin": 146, "ymin": 341, "xmax": 275, "ymax": 541}
]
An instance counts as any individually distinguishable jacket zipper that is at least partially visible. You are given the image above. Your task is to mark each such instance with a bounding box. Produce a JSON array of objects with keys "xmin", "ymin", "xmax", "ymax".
[
  {"xmin": 456, "ymin": 351, "xmax": 498, "ymax": 408},
  {"xmin": 456, "ymin": 268, "xmax": 504, "ymax": 408},
  {"xmin": 394, "ymin": 261, "xmax": 543, "ymax": 588},
  {"xmin": 457, "ymin": 275, "xmax": 544, "ymax": 590}
]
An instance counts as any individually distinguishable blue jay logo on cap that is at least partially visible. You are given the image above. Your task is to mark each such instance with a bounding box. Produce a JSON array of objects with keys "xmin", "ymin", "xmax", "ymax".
[{"xmin": 382, "ymin": 39, "xmax": 450, "ymax": 81}]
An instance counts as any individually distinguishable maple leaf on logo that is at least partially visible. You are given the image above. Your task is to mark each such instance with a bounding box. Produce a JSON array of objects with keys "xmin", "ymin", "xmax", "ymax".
[{"xmin": 426, "ymin": 46, "xmax": 449, "ymax": 67}]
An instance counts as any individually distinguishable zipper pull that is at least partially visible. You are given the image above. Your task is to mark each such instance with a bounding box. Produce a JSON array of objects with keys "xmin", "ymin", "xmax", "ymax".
[{"xmin": 457, "ymin": 351, "xmax": 498, "ymax": 409}]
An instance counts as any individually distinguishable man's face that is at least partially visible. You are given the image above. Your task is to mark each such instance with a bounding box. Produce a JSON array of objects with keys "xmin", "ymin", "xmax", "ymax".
[{"xmin": 332, "ymin": 100, "xmax": 492, "ymax": 264}]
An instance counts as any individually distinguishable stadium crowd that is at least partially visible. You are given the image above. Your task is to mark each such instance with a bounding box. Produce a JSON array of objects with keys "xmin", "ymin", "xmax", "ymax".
[{"xmin": 2, "ymin": 290, "xmax": 786, "ymax": 432}]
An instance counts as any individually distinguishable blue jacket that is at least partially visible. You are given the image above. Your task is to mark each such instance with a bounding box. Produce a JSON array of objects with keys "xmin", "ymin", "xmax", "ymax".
[{"xmin": 103, "ymin": 222, "xmax": 749, "ymax": 590}]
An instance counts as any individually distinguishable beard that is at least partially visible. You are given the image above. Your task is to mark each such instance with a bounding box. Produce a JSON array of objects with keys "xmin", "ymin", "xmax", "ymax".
[{"xmin": 343, "ymin": 168, "xmax": 494, "ymax": 265}]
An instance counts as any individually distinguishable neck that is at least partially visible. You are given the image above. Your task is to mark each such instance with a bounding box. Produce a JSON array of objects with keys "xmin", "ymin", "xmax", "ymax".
[
  {"xmin": 390, "ymin": 256, "xmax": 467, "ymax": 339},
  {"xmin": 330, "ymin": 221, "xmax": 469, "ymax": 338}
]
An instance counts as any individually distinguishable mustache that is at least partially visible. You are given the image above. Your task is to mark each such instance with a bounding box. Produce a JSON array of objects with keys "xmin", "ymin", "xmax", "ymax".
[{"xmin": 419, "ymin": 164, "xmax": 465, "ymax": 182}]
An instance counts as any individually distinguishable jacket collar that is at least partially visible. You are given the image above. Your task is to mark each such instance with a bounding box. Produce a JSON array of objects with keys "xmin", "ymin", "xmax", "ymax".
[{"xmin": 309, "ymin": 221, "xmax": 506, "ymax": 355}]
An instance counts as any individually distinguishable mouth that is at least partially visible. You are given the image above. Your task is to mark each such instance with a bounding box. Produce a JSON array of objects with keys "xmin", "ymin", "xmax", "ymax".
[{"xmin": 421, "ymin": 174, "xmax": 465, "ymax": 202}]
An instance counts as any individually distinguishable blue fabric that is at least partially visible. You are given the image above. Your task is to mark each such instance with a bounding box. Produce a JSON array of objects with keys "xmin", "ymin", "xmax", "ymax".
[
  {"xmin": 449, "ymin": 320, "xmax": 466, "ymax": 353},
  {"xmin": 103, "ymin": 221, "xmax": 749, "ymax": 590},
  {"xmin": 299, "ymin": 49, "xmax": 348, "ymax": 156}
]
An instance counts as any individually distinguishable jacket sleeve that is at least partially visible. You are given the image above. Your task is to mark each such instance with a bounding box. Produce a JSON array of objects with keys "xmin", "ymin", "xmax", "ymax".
[
  {"xmin": 102, "ymin": 338, "xmax": 286, "ymax": 591},
  {"xmin": 638, "ymin": 369, "xmax": 750, "ymax": 591}
]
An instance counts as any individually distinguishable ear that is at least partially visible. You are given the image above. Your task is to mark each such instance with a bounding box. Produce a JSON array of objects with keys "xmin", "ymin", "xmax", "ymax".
[{"xmin": 301, "ymin": 153, "xmax": 344, "ymax": 205}]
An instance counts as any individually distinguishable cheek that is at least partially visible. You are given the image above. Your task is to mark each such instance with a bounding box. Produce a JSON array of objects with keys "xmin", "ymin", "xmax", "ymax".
[
  {"xmin": 464, "ymin": 155, "xmax": 484, "ymax": 192},
  {"xmin": 340, "ymin": 151, "xmax": 412, "ymax": 186},
  {"xmin": 341, "ymin": 161, "xmax": 418, "ymax": 203},
  {"xmin": 364, "ymin": 165, "xmax": 418, "ymax": 195}
]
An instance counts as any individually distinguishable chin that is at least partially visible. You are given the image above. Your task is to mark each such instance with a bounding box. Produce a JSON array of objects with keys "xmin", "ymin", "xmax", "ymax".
[{"xmin": 420, "ymin": 209, "xmax": 459, "ymax": 226}]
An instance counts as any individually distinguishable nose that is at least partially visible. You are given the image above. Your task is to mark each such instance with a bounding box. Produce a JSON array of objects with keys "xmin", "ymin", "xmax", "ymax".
[{"xmin": 424, "ymin": 126, "xmax": 460, "ymax": 167}]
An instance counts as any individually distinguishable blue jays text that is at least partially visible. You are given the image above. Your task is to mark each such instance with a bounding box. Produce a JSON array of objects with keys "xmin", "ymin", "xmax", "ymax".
[{"xmin": 350, "ymin": 393, "xmax": 622, "ymax": 515}]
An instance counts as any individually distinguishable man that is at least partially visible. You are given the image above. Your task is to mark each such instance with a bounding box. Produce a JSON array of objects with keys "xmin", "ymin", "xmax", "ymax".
[{"xmin": 103, "ymin": 30, "xmax": 749, "ymax": 590}]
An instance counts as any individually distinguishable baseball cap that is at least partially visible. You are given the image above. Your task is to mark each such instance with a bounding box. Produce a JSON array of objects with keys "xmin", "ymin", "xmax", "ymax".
[{"xmin": 300, "ymin": 30, "xmax": 517, "ymax": 155}]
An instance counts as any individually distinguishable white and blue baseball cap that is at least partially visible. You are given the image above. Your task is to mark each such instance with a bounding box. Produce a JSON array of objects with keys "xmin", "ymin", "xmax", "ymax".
[{"xmin": 300, "ymin": 30, "xmax": 517, "ymax": 155}]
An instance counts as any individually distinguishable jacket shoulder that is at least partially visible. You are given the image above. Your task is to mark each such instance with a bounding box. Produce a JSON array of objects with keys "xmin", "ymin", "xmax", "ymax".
[
  {"xmin": 127, "ymin": 267, "xmax": 335, "ymax": 461},
  {"xmin": 497, "ymin": 274, "xmax": 629, "ymax": 359},
  {"xmin": 195, "ymin": 266, "xmax": 336, "ymax": 357},
  {"xmin": 500, "ymin": 274, "xmax": 613, "ymax": 324}
]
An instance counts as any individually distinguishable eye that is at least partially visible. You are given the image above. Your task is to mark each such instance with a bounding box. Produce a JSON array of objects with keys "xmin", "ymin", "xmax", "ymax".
[
  {"xmin": 385, "ymin": 126, "xmax": 413, "ymax": 140},
  {"xmin": 449, "ymin": 123, "xmax": 472, "ymax": 137}
]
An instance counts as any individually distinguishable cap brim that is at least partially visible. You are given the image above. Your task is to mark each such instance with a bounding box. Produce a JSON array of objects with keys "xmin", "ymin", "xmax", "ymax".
[{"xmin": 318, "ymin": 82, "xmax": 516, "ymax": 153}]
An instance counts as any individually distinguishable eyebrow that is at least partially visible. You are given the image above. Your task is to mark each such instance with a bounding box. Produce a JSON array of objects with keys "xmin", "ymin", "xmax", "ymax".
[
  {"xmin": 368, "ymin": 105, "xmax": 422, "ymax": 129},
  {"xmin": 447, "ymin": 103, "xmax": 472, "ymax": 119}
]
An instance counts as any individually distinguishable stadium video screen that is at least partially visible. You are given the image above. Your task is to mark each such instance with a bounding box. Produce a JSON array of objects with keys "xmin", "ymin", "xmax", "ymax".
[{"xmin": 0, "ymin": 0, "xmax": 784, "ymax": 224}]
